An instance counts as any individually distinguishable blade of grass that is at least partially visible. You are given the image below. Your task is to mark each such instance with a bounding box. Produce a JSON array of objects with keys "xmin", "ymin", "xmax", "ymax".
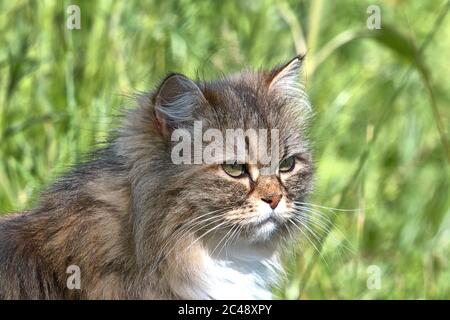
[
  {"xmin": 277, "ymin": 1, "xmax": 307, "ymax": 54},
  {"xmin": 306, "ymin": 0, "xmax": 323, "ymax": 77}
]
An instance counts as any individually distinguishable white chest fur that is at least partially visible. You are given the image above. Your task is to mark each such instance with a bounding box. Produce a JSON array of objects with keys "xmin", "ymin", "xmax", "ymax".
[{"xmin": 194, "ymin": 243, "xmax": 282, "ymax": 300}]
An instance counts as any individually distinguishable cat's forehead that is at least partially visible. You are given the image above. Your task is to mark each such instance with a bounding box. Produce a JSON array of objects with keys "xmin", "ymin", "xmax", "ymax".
[
  {"xmin": 201, "ymin": 75, "xmax": 302, "ymax": 135},
  {"xmin": 196, "ymin": 78, "xmax": 308, "ymax": 162}
]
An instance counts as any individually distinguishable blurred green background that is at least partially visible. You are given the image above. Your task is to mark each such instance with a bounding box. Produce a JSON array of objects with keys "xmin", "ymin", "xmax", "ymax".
[{"xmin": 1, "ymin": 0, "xmax": 449, "ymax": 299}]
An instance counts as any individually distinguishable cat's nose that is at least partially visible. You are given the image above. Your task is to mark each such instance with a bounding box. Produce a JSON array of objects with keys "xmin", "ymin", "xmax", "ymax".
[{"xmin": 261, "ymin": 194, "xmax": 282, "ymax": 210}]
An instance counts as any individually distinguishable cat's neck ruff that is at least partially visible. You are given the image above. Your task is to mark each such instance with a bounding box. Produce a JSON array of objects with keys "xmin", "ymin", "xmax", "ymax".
[{"xmin": 197, "ymin": 240, "xmax": 282, "ymax": 300}]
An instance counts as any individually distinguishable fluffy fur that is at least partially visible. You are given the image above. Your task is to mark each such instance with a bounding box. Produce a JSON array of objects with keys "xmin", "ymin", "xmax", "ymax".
[{"xmin": 0, "ymin": 56, "xmax": 314, "ymax": 299}]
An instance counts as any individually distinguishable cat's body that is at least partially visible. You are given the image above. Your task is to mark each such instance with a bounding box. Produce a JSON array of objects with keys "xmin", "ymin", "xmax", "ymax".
[
  {"xmin": 0, "ymin": 56, "xmax": 313, "ymax": 299},
  {"xmin": 0, "ymin": 159, "xmax": 281, "ymax": 299},
  {"xmin": 0, "ymin": 202, "xmax": 279, "ymax": 299}
]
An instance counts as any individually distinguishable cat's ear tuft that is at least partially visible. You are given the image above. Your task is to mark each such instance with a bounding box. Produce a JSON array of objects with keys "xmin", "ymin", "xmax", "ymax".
[
  {"xmin": 153, "ymin": 73, "xmax": 206, "ymax": 137},
  {"xmin": 267, "ymin": 54, "xmax": 305, "ymax": 95}
]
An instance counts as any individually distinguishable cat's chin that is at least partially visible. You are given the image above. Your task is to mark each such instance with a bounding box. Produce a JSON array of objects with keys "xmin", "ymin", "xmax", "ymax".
[
  {"xmin": 205, "ymin": 220, "xmax": 282, "ymax": 252},
  {"xmin": 248, "ymin": 217, "xmax": 279, "ymax": 243}
]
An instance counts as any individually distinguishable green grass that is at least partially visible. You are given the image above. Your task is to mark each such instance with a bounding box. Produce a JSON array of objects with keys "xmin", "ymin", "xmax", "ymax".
[{"xmin": 1, "ymin": 0, "xmax": 449, "ymax": 299}]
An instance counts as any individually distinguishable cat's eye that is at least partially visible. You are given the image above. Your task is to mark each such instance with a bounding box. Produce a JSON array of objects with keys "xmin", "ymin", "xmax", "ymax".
[
  {"xmin": 279, "ymin": 156, "xmax": 295, "ymax": 172},
  {"xmin": 222, "ymin": 162, "xmax": 246, "ymax": 178}
]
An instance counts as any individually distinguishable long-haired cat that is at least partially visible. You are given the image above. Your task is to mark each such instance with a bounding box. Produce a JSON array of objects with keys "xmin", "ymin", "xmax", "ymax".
[{"xmin": 0, "ymin": 55, "xmax": 314, "ymax": 299}]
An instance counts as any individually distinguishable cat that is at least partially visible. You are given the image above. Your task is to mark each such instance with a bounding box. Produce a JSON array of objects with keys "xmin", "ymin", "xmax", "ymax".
[{"xmin": 0, "ymin": 55, "xmax": 314, "ymax": 299}]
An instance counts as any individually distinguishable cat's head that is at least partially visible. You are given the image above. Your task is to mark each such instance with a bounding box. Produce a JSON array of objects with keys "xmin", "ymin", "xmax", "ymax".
[{"xmin": 146, "ymin": 56, "xmax": 313, "ymax": 246}]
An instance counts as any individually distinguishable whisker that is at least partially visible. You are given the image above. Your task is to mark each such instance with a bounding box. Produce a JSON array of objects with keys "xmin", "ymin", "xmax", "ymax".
[
  {"xmin": 293, "ymin": 204, "xmax": 351, "ymax": 236},
  {"xmin": 295, "ymin": 205, "xmax": 352, "ymax": 242},
  {"xmin": 293, "ymin": 216, "xmax": 322, "ymax": 243},
  {"xmin": 293, "ymin": 204, "xmax": 333, "ymax": 222},
  {"xmin": 288, "ymin": 219, "xmax": 329, "ymax": 269},
  {"xmin": 294, "ymin": 208, "xmax": 333, "ymax": 232},
  {"xmin": 222, "ymin": 224, "xmax": 241, "ymax": 259},
  {"xmin": 292, "ymin": 205, "xmax": 355, "ymax": 258},
  {"xmin": 210, "ymin": 225, "xmax": 236, "ymax": 257},
  {"xmin": 185, "ymin": 219, "xmax": 231, "ymax": 252},
  {"xmin": 148, "ymin": 206, "xmax": 234, "ymax": 276},
  {"xmin": 293, "ymin": 201, "xmax": 360, "ymax": 213},
  {"xmin": 228, "ymin": 224, "xmax": 242, "ymax": 249},
  {"xmin": 156, "ymin": 210, "xmax": 227, "ymax": 259}
]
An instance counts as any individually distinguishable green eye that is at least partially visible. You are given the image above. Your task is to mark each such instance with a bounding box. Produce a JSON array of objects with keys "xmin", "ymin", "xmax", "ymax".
[
  {"xmin": 222, "ymin": 162, "xmax": 246, "ymax": 177},
  {"xmin": 279, "ymin": 156, "xmax": 295, "ymax": 172}
]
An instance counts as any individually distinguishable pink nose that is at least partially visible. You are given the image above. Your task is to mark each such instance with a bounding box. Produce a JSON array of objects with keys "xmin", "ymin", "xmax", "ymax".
[{"xmin": 261, "ymin": 194, "xmax": 282, "ymax": 209}]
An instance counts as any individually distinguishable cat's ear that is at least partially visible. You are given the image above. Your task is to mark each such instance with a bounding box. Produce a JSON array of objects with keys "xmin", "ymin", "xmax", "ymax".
[
  {"xmin": 153, "ymin": 73, "xmax": 206, "ymax": 137},
  {"xmin": 267, "ymin": 54, "xmax": 305, "ymax": 96}
]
